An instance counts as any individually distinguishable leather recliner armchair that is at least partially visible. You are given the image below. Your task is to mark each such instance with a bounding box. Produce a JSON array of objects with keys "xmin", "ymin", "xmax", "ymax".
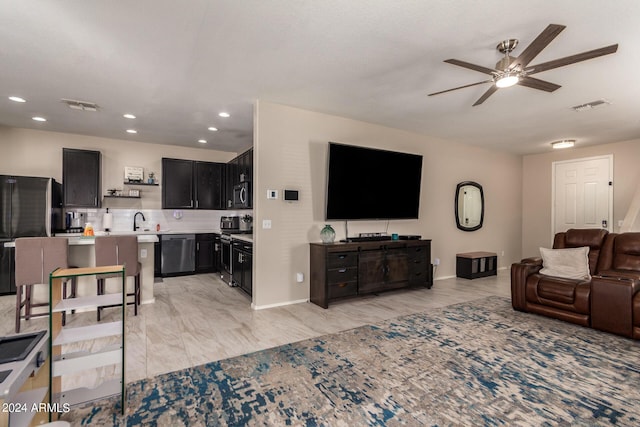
[{"xmin": 512, "ymin": 229, "xmax": 640, "ymax": 339}]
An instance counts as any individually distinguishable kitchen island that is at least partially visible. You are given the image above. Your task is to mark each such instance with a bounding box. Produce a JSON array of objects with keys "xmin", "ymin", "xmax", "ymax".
[{"xmin": 5, "ymin": 233, "xmax": 158, "ymax": 306}]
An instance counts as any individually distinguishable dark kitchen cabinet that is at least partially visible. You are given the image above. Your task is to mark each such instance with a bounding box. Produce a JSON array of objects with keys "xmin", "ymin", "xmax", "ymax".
[
  {"xmin": 162, "ymin": 158, "xmax": 194, "ymax": 209},
  {"xmin": 63, "ymin": 148, "xmax": 101, "ymax": 208},
  {"xmin": 195, "ymin": 162, "xmax": 224, "ymax": 209},
  {"xmin": 0, "ymin": 246, "xmax": 15, "ymax": 295},
  {"xmin": 232, "ymin": 240, "xmax": 253, "ymax": 296},
  {"xmin": 196, "ymin": 233, "xmax": 218, "ymax": 273},
  {"xmin": 224, "ymin": 148, "xmax": 253, "ymax": 210},
  {"xmin": 162, "ymin": 158, "xmax": 225, "ymax": 210},
  {"xmin": 154, "ymin": 240, "xmax": 161, "ymax": 277}
]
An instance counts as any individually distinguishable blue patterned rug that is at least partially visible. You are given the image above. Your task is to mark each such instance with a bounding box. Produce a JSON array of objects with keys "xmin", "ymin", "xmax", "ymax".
[{"xmin": 64, "ymin": 296, "xmax": 640, "ymax": 426}]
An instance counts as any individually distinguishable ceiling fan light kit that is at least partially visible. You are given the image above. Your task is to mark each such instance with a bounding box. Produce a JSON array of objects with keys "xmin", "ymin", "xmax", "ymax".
[
  {"xmin": 551, "ymin": 139, "xmax": 576, "ymax": 149},
  {"xmin": 429, "ymin": 24, "xmax": 618, "ymax": 106},
  {"xmin": 495, "ymin": 72, "xmax": 520, "ymax": 88}
]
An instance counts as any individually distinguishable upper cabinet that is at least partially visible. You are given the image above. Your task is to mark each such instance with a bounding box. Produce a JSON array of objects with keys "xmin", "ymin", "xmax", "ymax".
[
  {"xmin": 194, "ymin": 161, "xmax": 225, "ymax": 210},
  {"xmin": 63, "ymin": 148, "xmax": 101, "ymax": 208},
  {"xmin": 162, "ymin": 158, "xmax": 225, "ymax": 210},
  {"xmin": 226, "ymin": 148, "xmax": 253, "ymax": 210}
]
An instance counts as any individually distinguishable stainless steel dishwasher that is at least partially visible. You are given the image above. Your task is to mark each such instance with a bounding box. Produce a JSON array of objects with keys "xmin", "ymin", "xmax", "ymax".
[{"xmin": 161, "ymin": 234, "xmax": 196, "ymax": 276}]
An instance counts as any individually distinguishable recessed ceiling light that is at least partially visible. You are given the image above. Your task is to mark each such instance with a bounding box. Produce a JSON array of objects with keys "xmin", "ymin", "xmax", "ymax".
[
  {"xmin": 218, "ymin": 112, "xmax": 230, "ymax": 118},
  {"xmin": 126, "ymin": 129, "xmax": 137, "ymax": 134},
  {"xmin": 123, "ymin": 113, "xmax": 136, "ymax": 119},
  {"xmin": 32, "ymin": 116, "xmax": 46, "ymax": 122},
  {"xmin": 198, "ymin": 139, "xmax": 207, "ymax": 144},
  {"xmin": 208, "ymin": 127, "xmax": 218, "ymax": 131},
  {"xmin": 9, "ymin": 96, "xmax": 26, "ymax": 103},
  {"xmin": 551, "ymin": 139, "xmax": 575, "ymax": 149}
]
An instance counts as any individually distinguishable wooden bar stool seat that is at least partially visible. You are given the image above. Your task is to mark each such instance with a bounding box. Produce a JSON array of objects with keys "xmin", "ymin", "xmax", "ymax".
[
  {"xmin": 15, "ymin": 237, "xmax": 76, "ymax": 333},
  {"xmin": 95, "ymin": 235, "xmax": 141, "ymax": 320}
]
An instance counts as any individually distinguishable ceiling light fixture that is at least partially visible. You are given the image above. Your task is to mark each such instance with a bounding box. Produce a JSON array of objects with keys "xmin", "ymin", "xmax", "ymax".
[
  {"xmin": 551, "ymin": 139, "xmax": 575, "ymax": 149},
  {"xmin": 123, "ymin": 113, "xmax": 136, "ymax": 119},
  {"xmin": 198, "ymin": 139, "xmax": 207, "ymax": 144},
  {"xmin": 9, "ymin": 96, "xmax": 26, "ymax": 103},
  {"xmin": 126, "ymin": 129, "xmax": 137, "ymax": 134},
  {"xmin": 218, "ymin": 112, "xmax": 230, "ymax": 118},
  {"xmin": 495, "ymin": 72, "xmax": 520, "ymax": 88},
  {"xmin": 208, "ymin": 127, "xmax": 218, "ymax": 131},
  {"xmin": 32, "ymin": 116, "xmax": 46, "ymax": 122}
]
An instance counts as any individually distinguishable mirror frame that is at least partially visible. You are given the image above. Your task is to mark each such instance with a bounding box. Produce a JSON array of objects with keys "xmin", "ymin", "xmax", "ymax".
[{"xmin": 455, "ymin": 181, "xmax": 484, "ymax": 232}]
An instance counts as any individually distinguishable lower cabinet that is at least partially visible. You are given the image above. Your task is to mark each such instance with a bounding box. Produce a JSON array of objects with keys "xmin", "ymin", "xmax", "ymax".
[
  {"xmin": 310, "ymin": 239, "xmax": 432, "ymax": 308},
  {"xmin": 196, "ymin": 233, "xmax": 219, "ymax": 273},
  {"xmin": 232, "ymin": 240, "xmax": 253, "ymax": 296}
]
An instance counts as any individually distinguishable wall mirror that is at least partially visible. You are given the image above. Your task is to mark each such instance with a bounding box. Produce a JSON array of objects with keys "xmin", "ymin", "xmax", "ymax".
[{"xmin": 455, "ymin": 181, "xmax": 484, "ymax": 232}]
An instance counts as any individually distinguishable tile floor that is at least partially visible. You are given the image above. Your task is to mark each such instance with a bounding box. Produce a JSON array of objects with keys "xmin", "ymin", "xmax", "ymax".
[{"xmin": 0, "ymin": 270, "xmax": 511, "ymax": 386}]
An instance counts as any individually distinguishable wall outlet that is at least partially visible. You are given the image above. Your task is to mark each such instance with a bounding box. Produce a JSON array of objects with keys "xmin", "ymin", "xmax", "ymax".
[
  {"xmin": 501, "ymin": 250, "xmax": 505, "ymax": 256},
  {"xmin": 140, "ymin": 249, "xmax": 147, "ymax": 258},
  {"xmin": 262, "ymin": 219, "xmax": 272, "ymax": 229},
  {"xmin": 433, "ymin": 258, "xmax": 440, "ymax": 266}
]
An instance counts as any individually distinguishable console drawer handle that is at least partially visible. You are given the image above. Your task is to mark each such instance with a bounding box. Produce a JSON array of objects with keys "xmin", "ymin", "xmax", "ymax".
[
  {"xmin": 338, "ymin": 283, "xmax": 348, "ymax": 288},
  {"xmin": 338, "ymin": 268, "xmax": 347, "ymax": 273},
  {"xmin": 338, "ymin": 254, "xmax": 347, "ymax": 259}
]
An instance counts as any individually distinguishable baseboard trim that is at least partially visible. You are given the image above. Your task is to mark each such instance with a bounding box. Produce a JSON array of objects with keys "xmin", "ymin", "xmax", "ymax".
[{"xmin": 252, "ymin": 298, "xmax": 308, "ymax": 311}]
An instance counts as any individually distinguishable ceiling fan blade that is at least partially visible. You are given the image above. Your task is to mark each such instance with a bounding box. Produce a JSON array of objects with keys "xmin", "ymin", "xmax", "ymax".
[
  {"xmin": 444, "ymin": 59, "xmax": 496, "ymax": 75},
  {"xmin": 508, "ymin": 24, "xmax": 566, "ymax": 70},
  {"xmin": 525, "ymin": 44, "xmax": 618, "ymax": 74},
  {"xmin": 517, "ymin": 76, "xmax": 561, "ymax": 92},
  {"xmin": 428, "ymin": 80, "xmax": 492, "ymax": 96},
  {"xmin": 472, "ymin": 85, "xmax": 499, "ymax": 106}
]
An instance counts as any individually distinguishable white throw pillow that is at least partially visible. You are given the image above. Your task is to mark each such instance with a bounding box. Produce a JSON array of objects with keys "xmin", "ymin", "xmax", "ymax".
[{"xmin": 539, "ymin": 246, "xmax": 591, "ymax": 280}]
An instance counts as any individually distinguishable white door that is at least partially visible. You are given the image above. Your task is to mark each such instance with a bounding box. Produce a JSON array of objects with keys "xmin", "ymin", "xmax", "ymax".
[{"xmin": 552, "ymin": 155, "xmax": 613, "ymax": 235}]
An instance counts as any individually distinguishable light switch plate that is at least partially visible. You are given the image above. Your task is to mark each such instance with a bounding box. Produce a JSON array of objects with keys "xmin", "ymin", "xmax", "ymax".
[{"xmin": 267, "ymin": 190, "xmax": 278, "ymax": 199}]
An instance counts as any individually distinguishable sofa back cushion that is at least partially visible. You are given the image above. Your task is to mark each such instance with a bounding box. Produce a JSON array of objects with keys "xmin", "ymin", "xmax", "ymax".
[
  {"xmin": 553, "ymin": 228, "xmax": 608, "ymax": 275},
  {"xmin": 611, "ymin": 233, "xmax": 640, "ymax": 271}
]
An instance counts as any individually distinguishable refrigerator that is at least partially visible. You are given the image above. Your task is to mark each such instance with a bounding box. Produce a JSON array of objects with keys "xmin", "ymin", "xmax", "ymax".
[{"xmin": 0, "ymin": 175, "xmax": 62, "ymax": 295}]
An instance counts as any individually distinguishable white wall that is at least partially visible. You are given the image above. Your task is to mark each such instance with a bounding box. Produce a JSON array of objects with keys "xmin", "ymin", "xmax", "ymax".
[
  {"xmin": 0, "ymin": 126, "xmax": 236, "ymax": 210},
  {"xmin": 522, "ymin": 138, "xmax": 640, "ymax": 257},
  {"xmin": 253, "ymin": 101, "xmax": 522, "ymax": 308}
]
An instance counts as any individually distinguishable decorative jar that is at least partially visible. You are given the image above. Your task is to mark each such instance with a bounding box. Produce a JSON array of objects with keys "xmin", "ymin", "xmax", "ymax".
[{"xmin": 320, "ymin": 224, "xmax": 336, "ymax": 243}]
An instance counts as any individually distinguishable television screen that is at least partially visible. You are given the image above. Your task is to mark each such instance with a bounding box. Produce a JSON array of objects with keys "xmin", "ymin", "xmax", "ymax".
[{"xmin": 325, "ymin": 142, "xmax": 423, "ymax": 220}]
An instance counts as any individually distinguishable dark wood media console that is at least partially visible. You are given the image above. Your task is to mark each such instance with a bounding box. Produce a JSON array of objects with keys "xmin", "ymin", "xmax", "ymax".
[{"xmin": 309, "ymin": 239, "xmax": 432, "ymax": 308}]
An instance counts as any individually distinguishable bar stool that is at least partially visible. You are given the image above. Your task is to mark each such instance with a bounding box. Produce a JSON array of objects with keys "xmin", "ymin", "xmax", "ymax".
[
  {"xmin": 15, "ymin": 237, "xmax": 77, "ymax": 333},
  {"xmin": 95, "ymin": 235, "xmax": 141, "ymax": 320}
]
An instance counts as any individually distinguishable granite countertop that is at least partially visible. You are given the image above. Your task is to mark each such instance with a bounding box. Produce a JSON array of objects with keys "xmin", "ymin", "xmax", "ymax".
[{"xmin": 4, "ymin": 230, "xmax": 254, "ymax": 247}]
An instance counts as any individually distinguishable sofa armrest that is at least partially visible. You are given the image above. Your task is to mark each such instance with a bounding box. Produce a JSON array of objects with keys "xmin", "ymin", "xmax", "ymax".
[
  {"xmin": 511, "ymin": 261, "xmax": 543, "ymax": 311},
  {"xmin": 520, "ymin": 257, "xmax": 543, "ymax": 266}
]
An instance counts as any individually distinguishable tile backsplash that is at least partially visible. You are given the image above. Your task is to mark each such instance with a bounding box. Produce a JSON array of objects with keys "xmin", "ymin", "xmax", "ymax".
[{"xmin": 69, "ymin": 208, "xmax": 251, "ymax": 233}]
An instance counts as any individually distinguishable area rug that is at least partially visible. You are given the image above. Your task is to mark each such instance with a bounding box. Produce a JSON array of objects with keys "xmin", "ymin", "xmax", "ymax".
[{"xmin": 63, "ymin": 296, "xmax": 640, "ymax": 426}]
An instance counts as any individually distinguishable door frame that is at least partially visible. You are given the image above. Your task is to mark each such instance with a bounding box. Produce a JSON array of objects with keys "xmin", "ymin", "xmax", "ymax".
[{"xmin": 551, "ymin": 154, "xmax": 613, "ymax": 242}]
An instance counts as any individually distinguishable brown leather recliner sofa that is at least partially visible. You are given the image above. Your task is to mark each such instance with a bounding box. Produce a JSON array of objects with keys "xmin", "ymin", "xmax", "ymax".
[{"xmin": 511, "ymin": 228, "xmax": 640, "ymax": 339}]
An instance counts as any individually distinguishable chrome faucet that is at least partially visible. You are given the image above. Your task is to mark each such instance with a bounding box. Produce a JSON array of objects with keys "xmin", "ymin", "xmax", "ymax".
[{"xmin": 133, "ymin": 211, "xmax": 146, "ymax": 231}]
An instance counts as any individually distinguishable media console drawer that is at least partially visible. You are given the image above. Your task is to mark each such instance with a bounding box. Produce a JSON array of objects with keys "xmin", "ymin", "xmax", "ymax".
[{"xmin": 310, "ymin": 239, "xmax": 433, "ymax": 308}]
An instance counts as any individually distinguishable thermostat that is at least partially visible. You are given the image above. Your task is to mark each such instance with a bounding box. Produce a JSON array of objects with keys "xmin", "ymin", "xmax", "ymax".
[{"xmin": 284, "ymin": 190, "xmax": 299, "ymax": 201}]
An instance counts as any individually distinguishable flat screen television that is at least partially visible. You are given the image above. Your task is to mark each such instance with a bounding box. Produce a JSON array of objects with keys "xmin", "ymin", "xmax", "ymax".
[{"xmin": 325, "ymin": 142, "xmax": 423, "ymax": 220}]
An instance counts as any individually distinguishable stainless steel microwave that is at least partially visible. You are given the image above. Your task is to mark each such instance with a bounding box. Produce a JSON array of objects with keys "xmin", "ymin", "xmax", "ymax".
[{"xmin": 233, "ymin": 181, "xmax": 251, "ymax": 209}]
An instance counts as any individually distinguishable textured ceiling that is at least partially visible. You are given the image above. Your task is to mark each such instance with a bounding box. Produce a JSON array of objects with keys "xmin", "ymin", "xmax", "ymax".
[{"xmin": 1, "ymin": 0, "xmax": 639, "ymax": 155}]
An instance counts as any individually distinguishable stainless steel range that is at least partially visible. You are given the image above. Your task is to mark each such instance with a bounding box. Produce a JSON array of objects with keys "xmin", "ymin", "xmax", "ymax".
[{"xmin": 220, "ymin": 233, "xmax": 234, "ymax": 286}]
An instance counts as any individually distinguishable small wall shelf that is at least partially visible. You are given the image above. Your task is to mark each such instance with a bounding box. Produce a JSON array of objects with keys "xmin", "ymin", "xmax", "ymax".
[{"xmin": 124, "ymin": 181, "xmax": 158, "ymax": 186}]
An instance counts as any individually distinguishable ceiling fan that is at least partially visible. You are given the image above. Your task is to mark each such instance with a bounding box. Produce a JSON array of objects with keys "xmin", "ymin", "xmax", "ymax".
[{"xmin": 428, "ymin": 24, "xmax": 618, "ymax": 106}]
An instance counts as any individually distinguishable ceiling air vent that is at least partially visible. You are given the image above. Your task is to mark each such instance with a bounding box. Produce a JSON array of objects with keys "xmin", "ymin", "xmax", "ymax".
[
  {"xmin": 61, "ymin": 98, "xmax": 99, "ymax": 112},
  {"xmin": 571, "ymin": 99, "xmax": 611, "ymax": 112}
]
